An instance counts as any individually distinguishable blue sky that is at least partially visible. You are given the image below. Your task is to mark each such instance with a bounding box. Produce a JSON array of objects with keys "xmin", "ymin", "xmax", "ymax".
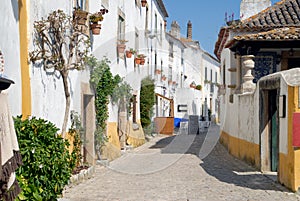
[{"xmin": 163, "ymin": 0, "xmax": 280, "ymax": 57}]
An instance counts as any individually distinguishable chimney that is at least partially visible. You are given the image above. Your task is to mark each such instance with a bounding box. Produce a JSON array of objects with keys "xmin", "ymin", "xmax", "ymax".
[
  {"xmin": 170, "ymin": 21, "xmax": 181, "ymax": 39},
  {"xmin": 240, "ymin": 0, "xmax": 271, "ymax": 20},
  {"xmin": 187, "ymin": 20, "xmax": 192, "ymax": 40}
]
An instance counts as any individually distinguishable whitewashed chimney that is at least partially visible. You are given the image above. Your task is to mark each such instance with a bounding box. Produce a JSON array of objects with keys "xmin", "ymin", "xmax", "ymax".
[
  {"xmin": 170, "ymin": 21, "xmax": 181, "ymax": 39},
  {"xmin": 240, "ymin": 0, "xmax": 271, "ymax": 20}
]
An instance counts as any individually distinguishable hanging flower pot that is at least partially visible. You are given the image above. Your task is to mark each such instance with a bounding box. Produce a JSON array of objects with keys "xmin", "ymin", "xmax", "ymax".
[
  {"xmin": 135, "ymin": 57, "xmax": 141, "ymax": 65},
  {"xmin": 155, "ymin": 69, "xmax": 161, "ymax": 74},
  {"xmin": 195, "ymin": 85, "xmax": 202, "ymax": 90},
  {"xmin": 90, "ymin": 23, "xmax": 101, "ymax": 35},
  {"xmin": 190, "ymin": 83, "xmax": 196, "ymax": 89},
  {"xmin": 135, "ymin": 54, "xmax": 146, "ymax": 65},
  {"xmin": 161, "ymin": 75, "xmax": 166, "ymax": 81},
  {"xmin": 141, "ymin": 0, "xmax": 147, "ymax": 7},
  {"xmin": 73, "ymin": 9, "xmax": 89, "ymax": 25},
  {"xmin": 126, "ymin": 50, "xmax": 133, "ymax": 58},
  {"xmin": 140, "ymin": 58, "xmax": 145, "ymax": 65},
  {"xmin": 117, "ymin": 44, "xmax": 126, "ymax": 54}
]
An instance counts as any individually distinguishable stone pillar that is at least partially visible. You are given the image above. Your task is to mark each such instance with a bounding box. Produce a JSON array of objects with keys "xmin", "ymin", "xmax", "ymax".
[
  {"xmin": 241, "ymin": 55, "xmax": 256, "ymax": 93},
  {"xmin": 235, "ymin": 55, "xmax": 242, "ymax": 94}
]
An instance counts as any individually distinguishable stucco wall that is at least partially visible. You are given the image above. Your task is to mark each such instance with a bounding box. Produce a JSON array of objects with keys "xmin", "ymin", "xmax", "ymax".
[
  {"xmin": 28, "ymin": 1, "xmax": 82, "ymax": 130},
  {"xmin": 0, "ymin": 1, "xmax": 22, "ymax": 115}
]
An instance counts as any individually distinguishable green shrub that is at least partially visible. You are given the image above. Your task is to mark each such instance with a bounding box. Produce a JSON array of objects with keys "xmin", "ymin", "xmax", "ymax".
[
  {"xmin": 14, "ymin": 116, "xmax": 73, "ymax": 200},
  {"xmin": 140, "ymin": 77, "xmax": 155, "ymax": 129}
]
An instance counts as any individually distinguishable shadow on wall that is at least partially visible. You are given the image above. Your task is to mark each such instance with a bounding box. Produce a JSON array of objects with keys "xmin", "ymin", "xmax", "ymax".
[
  {"xmin": 11, "ymin": 0, "xmax": 19, "ymax": 22},
  {"xmin": 149, "ymin": 127, "xmax": 289, "ymax": 192}
]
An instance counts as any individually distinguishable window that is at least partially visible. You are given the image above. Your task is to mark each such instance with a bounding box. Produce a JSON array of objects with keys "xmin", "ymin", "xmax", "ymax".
[
  {"xmin": 168, "ymin": 66, "xmax": 172, "ymax": 80},
  {"xmin": 135, "ymin": 30, "xmax": 139, "ymax": 53},
  {"xmin": 154, "ymin": 14, "xmax": 158, "ymax": 33},
  {"xmin": 160, "ymin": 22, "xmax": 163, "ymax": 41},
  {"xmin": 222, "ymin": 62, "xmax": 226, "ymax": 85},
  {"xmin": 154, "ymin": 52, "xmax": 157, "ymax": 70},
  {"xmin": 117, "ymin": 15, "xmax": 125, "ymax": 41},
  {"xmin": 215, "ymin": 72, "xmax": 217, "ymax": 83},
  {"xmin": 75, "ymin": 0, "xmax": 86, "ymax": 10},
  {"xmin": 181, "ymin": 49, "xmax": 184, "ymax": 65},
  {"xmin": 145, "ymin": 7, "xmax": 149, "ymax": 31},
  {"xmin": 210, "ymin": 69, "xmax": 213, "ymax": 82},
  {"xmin": 205, "ymin": 67, "xmax": 207, "ymax": 80},
  {"xmin": 169, "ymin": 42, "xmax": 174, "ymax": 58}
]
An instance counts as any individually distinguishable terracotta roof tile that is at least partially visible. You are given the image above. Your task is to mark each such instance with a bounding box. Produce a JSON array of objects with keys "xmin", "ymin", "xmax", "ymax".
[
  {"xmin": 225, "ymin": 27, "xmax": 300, "ymax": 48},
  {"xmin": 231, "ymin": 0, "xmax": 300, "ymax": 30},
  {"xmin": 214, "ymin": 0, "xmax": 300, "ymax": 59}
]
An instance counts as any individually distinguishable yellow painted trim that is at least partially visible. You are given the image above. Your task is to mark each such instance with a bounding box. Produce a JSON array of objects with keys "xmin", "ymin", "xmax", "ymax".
[
  {"xmin": 107, "ymin": 122, "xmax": 121, "ymax": 149},
  {"xmin": 220, "ymin": 130, "xmax": 260, "ymax": 167},
  {"xmin": 19, "ymin": 0, "xmax": 31, "ymax": 118}
]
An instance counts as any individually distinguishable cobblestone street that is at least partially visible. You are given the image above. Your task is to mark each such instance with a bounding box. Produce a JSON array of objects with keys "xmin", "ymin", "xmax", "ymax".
[{"xmin": 62, "ymin": 125, "xmax": 300, "ymax": 201}]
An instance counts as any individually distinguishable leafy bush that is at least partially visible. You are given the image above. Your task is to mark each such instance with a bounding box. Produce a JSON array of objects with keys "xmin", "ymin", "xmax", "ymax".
[
  {"xmin": 140, "ymin": 77, "xmax": 155, "ymax": 128},
  {"xmin": 14, "ymin": 116, "xmax": 73, "ymax": 200}
]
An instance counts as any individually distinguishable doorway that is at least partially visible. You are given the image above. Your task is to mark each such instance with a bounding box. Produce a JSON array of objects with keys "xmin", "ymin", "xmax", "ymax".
[
  {"xmin": 269, "ymin": 90, "xmax": 279, "ymax": 172},
  {"xmin": 260, "ymin": 83, "xmax": 280, "ymax": 172},
  {"xmin": 83, "ymin": 94, "xmax": 94, "ymax": 164}
]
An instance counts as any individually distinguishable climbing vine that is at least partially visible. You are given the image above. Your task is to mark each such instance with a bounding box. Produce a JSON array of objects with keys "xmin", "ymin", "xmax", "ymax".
[
  {"xmin": 88, "ymin": 56, "xmax": 120, "ymax": 154},
  {"xmin": 111, "ymin": 79, "xmax": 133, "ymax": 113}
]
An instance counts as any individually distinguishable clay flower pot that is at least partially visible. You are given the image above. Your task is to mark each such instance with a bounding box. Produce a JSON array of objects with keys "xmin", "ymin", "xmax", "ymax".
[
  {"xmin": 140, "ymin": 58, "xmax": 145, "ymax": 65},
  {"xmin": 135, "ymin": 57, "xmax": 141, "ymax": 65},
  {"xmin": 141, "ymin": 0, "xmax": 147, "ymax": 7},
  {"xmin": 117, "ymin": 44, "xmax": 126, "ymax": 54},
  {"xmin": 73, "ymin": 10, "xmax": 88, "ymax": 25},
  {"xmin": 126, "ymin": 50, "xmax": 133, "ymax": 58},
  {"xmin": 90, "ymin": 23, "xmax": 101, "ymax": 35}
]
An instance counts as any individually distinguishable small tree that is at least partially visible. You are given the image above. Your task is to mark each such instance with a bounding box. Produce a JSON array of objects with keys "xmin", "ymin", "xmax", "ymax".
[{"xmin": 29, "ymin": 10, "xmax": 90, "ymax": 137}]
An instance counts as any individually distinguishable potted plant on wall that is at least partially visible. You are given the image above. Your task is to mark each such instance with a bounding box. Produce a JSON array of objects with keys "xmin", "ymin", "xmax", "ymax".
[
  {"xmin": 126, "ymin": 48, "xmax": 136, "ymax": 58},
  {"xmin": 73, "ymin": 8, "xmax": 89, "ymax": 25},
  {"xmin": 161, "ymin": 75, "xmax": 166, "ymax": 81},
  {"xmin": 155, "ymin": 69, "xmax": 161, "ymax": 75},
  {"xmin": 190, "ymin": 82, "xmax": 196, "ymax": 89},
  {"xmin": 89, "ymin": 9, "xmax": 108, "ymax": 35},
  {"xmin": 117, "ymin": 39, "xmax": 128, "ymax": 54},
  {"xmin": 195, "ymin": 84, "xmax": 202, "ymax": 90},
  {"xmin": 135, "ymin": 54, "xmax": 146, "ymax": 65},
  {"xmin": 141, "ymin": 0, "xmax": 147, "ymax": 7}
]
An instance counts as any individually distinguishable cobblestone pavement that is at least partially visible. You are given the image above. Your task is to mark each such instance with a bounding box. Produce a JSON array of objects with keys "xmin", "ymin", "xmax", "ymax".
[{"xmin": 62, "ymin": 125, "xmax": 300, "ymax": 201}]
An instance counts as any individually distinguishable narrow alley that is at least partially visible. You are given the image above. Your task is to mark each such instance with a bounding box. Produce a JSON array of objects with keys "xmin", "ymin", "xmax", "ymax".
[{"xmin": 61, "ymin": 125, "xmax": 300, "ymax": 201}]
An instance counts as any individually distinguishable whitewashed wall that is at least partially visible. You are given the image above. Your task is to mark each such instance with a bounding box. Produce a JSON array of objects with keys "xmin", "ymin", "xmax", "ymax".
[
  {"xmin": 90, "ymin": 0, "xmax": 168, "ymax": 123},
  {"xmin": 202, "ymin": 52, "xmax": 220, "ymax": 119},
  {"xmin": 29, "ymin": 0, "xmax": 84, "ymax": 131},
  {"xmin": 0, "ymin": 1, "xmax": 22, "ymax": 115}
]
